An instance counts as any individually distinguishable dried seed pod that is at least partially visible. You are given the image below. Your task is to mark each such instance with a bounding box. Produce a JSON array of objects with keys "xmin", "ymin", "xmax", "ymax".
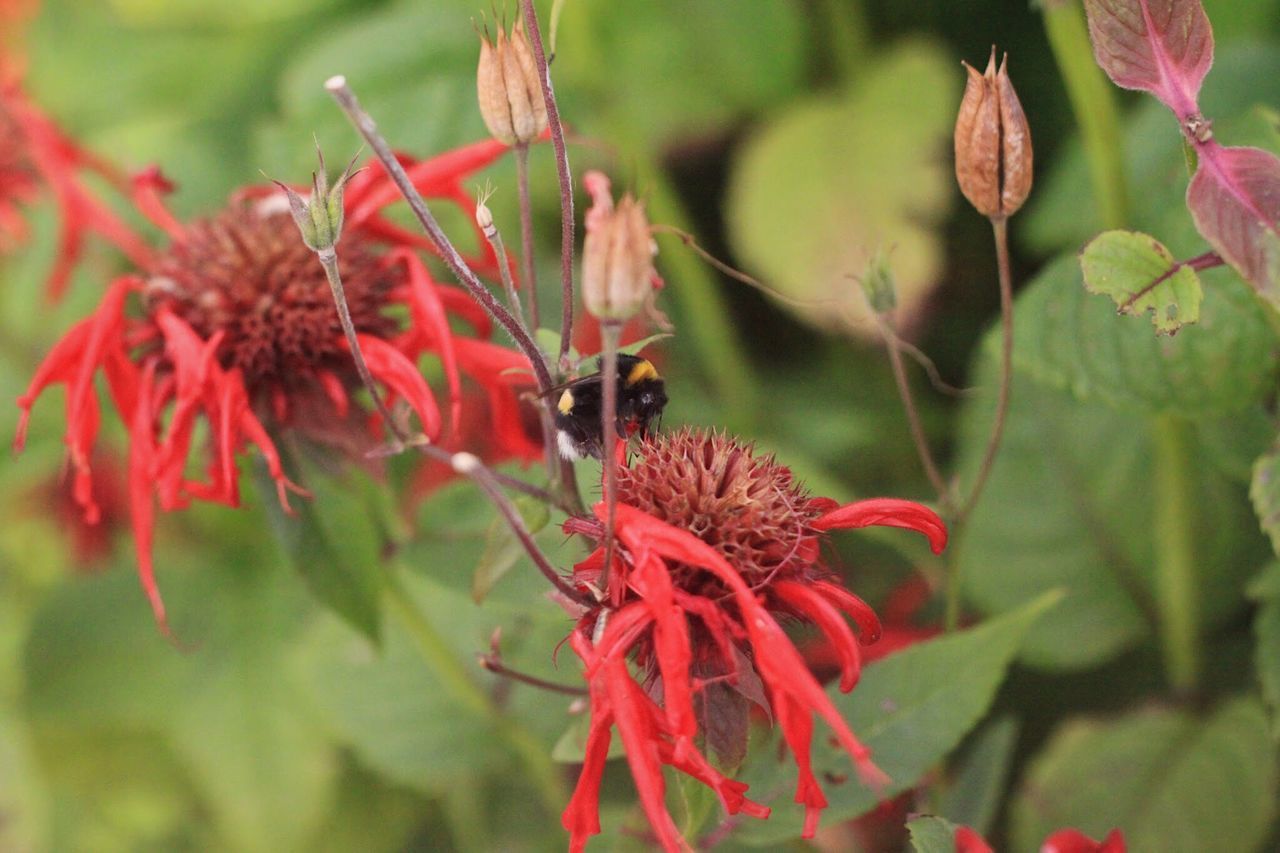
[
  {"xmin": 581, "ymin": 171, "xmax": 657, "ymax": 322},
  {"xmin": 476, "ymin": 17, "xmax": 548, "ymax": 146},
  {"xmin": 954, "ymin": 48, "xmax": 1033, "ymax": 220}
]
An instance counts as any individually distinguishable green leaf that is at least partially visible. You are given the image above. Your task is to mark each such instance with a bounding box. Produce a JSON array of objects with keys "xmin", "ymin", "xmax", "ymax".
[
  {"xmin": 1010, "ymin": 698, "xmax": 1278, "ymax": 853},
  {"xmin": 1251, "ymin": 443, "xmax": 1280, "ymax": 557},
  {"xmin": 261, "ymin": 463, "xmax": 383, "ymax": 645},
  {"xmin": 935, "ymin": 715, "xmax": 1019, "ymax": 835},
  {"xmin": 555, "ymin": 0, "xmax": 807, "ymax": 146},
  {"xmin": 733, "ymin": 593, "xmax": 1058, "ymax": 844},
  {"xmin": 1080, "ymin": 230, "xmax": 1204, "ymax": 334},
  {"xmin": 24, "ymin": 554, "xmax": 338, "ymax": 852},
  {"xmin": 907, "ymin": 815, "xmax": 964, "ymax": 853},
  {"xmin": 472, "ymin": 497, "xmax": 551, "ymax": 604},
  {"xmin": 725, "ymin": 41, "xmax": 954, "ymax": 337},
  {"xmin": 956, "ymin": 361, "xmax": 1267, "ymax": 670},
  {"xmin": 1248, "ymin": 563, "xmax": 1280, "ymax": 740},
  {"xmin": 1010, "ymin": 253, "xmax": 1277, "ymax": 416}
]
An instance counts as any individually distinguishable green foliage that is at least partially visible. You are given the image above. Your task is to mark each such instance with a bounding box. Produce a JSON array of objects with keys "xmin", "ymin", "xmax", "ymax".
[
  {"xmin": 725, "ymin": 41, "xmax": 955, "ymax": 337},
  {"xmin": 956, "ymin": 350, "xmax": 1267, "ymax": 669},
  {"xmin": 1008, "ymin": 253, "xmax": 1277, "ymax": 416},
  {"xmin": 1010, "ymin": 699, "xmax": 1277, "ymax": 853},
  {"xmin": 1249, "ymin": 563, "xmax": 1280, "ymax": 739},
  {"xmin": 907, "ymin": 815, "xmax": 964, "ymax": 852},
  {"xmin": 734, "ymin": 594, "xmax": 1057, "ymax": 844},
  {"xmin": 1080, "ymin": 230, "xmax": 1204, "ymax": 334}
]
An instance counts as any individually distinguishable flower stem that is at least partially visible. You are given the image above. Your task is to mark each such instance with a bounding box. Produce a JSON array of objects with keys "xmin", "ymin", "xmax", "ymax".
[
  {"xmin": 325, "ymin": 76, "xmax": 554, "ymax": 394},
  {"xmin": 1152, "ymin": 414, "xmax": 1200, "ymax": 695},
  {"xmin": 380, "ymin": 564, "xmax": 569, "ymax": 816},
  {"xmin": 519, "ymin": 0, "xmax": 575, "ymax": 374},
  {"xmin": 957, "ymin": 217, "xmax": 1015, "ymax": 526},
  {"xmin": 881, "ymin": 315, "xmax": 952, "ymax": 510},
  {"xmin": 318, "ymin": 248, "xmax": 409, "ymax": 449},
  {"xmin": 447, "ymin": 450, "xmax": 591, "ymax": 606},
  {"xmin": 599, "ymin": 320, "xmax": 622, "ymax": 601},
  {"xmin": 479, "ymin": 209, "xmax": 528, "ymax": 331},
  {"xmin": 1042, "ymin": 0, "xmax": 1130, "ymax": 228},
  {"xmin": 514, "ymin": 142, "xmax": 540, "ymax": 333}
]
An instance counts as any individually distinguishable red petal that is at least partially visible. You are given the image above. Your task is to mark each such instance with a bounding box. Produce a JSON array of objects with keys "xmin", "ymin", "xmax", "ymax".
[
  {"xmin": 388, "ymin": 248, "xmax": 463, "ymax": 436},
  {"xmin": 774, "ymin": 580, "xmax": 864, "ymax": 692},
  {"xmin": 813, "ymin": 498, "xmax": 948, "ymax": 554},
  {"xmin": 1041, "ymin": 827, "xmax": 1127, "ymax": 853},
  {"xmin": 955, "ymin": 825, "xmax": 996, "ymax": 853},
  {"xmin": 349, "ymin": 333, "xmax": 442, "ymax": 439},
  {"xmin": 812, "ymin": 580, "xmax": 883, "ymax": 643}
]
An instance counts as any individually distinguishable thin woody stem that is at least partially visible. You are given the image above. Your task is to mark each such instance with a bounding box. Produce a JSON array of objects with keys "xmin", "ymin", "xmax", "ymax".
[
  {"xmin": 448, "ymin": 450, "xmax": 592, "ymax": 606},
  {"xmin": 957, "ymin": 217, "xmax": 1015, "ymax": 526},
  {"xmin": 514, "ymin": 142, "xmax": 541, "ymax": 332},
  {"xmin": 518, "ymin": 0, "xmax": 575, "ymax": 373},
  {"xmin": 318, "ymin": 248, "xmax": 409, "ymax": 449},
  {"xmin": 322, "ymin": 245, "xmax": 562, "ymax": 509},
  {"xmin": 479, "ymin": 655, "xmax": 588, "ymax": 696},
  {"xmin": 478, "ymin": 207, "xmax": 528, "ymax": 330},
  {"xmin": 325, "ymin": 76, "xmax": 554, "ymax": 393},
  {"xmin": 599, "ymin": 320, "xmax": 622, "ymax": 602},
  {"xmin": 880, "ymin": 314, "xmax": 952, "ymax": 510}
]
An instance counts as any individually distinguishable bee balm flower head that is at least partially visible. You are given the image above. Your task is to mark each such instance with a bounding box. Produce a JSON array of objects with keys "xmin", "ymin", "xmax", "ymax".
[{"xmin": 559, "ymin": 428, "xmax": 947, "ymax": 852}]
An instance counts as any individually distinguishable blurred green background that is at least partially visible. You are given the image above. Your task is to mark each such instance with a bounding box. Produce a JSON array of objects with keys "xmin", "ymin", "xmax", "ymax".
[{"xmin": 3, "ymin": 0, "xmax": 1280, "ymax": 850}]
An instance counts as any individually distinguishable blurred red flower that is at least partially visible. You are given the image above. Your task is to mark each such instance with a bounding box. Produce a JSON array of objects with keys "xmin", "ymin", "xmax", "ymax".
[
  {"xmin": 559, "ymin": 428, "xmax": 947, "ymax": 851},
  {"xmin": 15, "ymin": 138, "xmax": 536, "ymax": 633},
  {"xmin": 955, "ymin": 824, "xmax": 1126, "ymax": 853}
]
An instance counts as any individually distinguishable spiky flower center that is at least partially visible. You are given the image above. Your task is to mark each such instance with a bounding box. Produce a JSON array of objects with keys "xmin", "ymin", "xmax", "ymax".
[
  {"xmin": 144, "ymin": 201, "xmax": 400, "ymax": 389},
  {"xmin": 618, "ymin": 427, "xmax": 821, "ymax": 589}
]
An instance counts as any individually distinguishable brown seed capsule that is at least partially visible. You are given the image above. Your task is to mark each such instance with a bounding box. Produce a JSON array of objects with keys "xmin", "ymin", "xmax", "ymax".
[
  {"xmin": 954, "ymin": 48, "xmax": 1033, "ymax": 220},
  {"xmin": 476, "ymin": 17, "xmax": 548, "ymax": 146},
  {"xmin": 581, "ymin": 171, "xmax": 656, "ymax": 322}
]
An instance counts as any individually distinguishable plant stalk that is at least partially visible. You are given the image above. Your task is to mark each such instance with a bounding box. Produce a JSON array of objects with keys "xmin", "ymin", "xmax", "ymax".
[
  {"xmin": 514, "ymin": 142, "xmax": 540, "ymax": 333},
  {"xmin": 599, "ymin": 320, "xmax": 622, "ymax": 602},
  {"xmin": 1042, "ymin": 0, "xmax": 1130, "ymax": 228},
  {"xmin": 518, "ymin": 0, "xmax": 576, "ymax": 373}
]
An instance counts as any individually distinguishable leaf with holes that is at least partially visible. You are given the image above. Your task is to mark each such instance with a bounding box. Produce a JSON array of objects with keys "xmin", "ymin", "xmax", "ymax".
[{"xmin": 1081, "ymin": 230, "xmax": 1203, "ymax": 334}]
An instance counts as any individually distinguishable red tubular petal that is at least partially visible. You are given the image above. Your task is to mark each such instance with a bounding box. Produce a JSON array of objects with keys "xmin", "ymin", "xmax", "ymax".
[
  {"xmin": 813, "ymin": 497, "xmax": 948, "ymax": 555},
  {"xmin": 812, "ymin": 580, "xmax": 883, "ymax": 644},
  {"xmin": 131, "ymin": 166, "xmax": 185, "ymax": 241},
  {"xmin": 317, "ymin": 369, "xmax": 349, "ymax": 418},
  {"xmin": 601, "ymin": 656, "xmax": 687, "ymax": 853},
  {"xmin": 349, "ymin": 333, "xmax": 442, "ymax": 440},
  {"xmin": 346, "ymin": 139, "xmax": 509, "ymax": 225},
  {"xmin": 127, "ymin": 363, "xmax": 171, "ymax": 636},
  {"xmin": 955, "ymin": 825, "xmax": 996, "ymax": 853},
  {"xmin": 773, "ymin": 693, "xmax": 826, "ymax": 838},
  {"xmin": 774, "ymin": 580, "xmax": 863, "ymax": 692},
  {"xmin": 388, "ymin": 249, "xmax": 463, "ymax": 436},
  {"xmin": 633, "ymin": 552, "xmax": 697, "ymax": 745},
  {"xmin": 562, "ymin": 637, "xmax": 615, "ymax": 852},
  {"xmin": 1041, "ymin": 827, "xmax": 1127, "ymax": 853}
]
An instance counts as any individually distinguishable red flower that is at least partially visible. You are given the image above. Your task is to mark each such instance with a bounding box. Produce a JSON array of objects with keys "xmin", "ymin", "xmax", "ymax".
[
  {"xmin": 955, "ymin": 825, "xmax": 1126, "ymax": 853},
  {"xmin": 0, "ymin": 73, "xmax": 152, "ymax": 299},
  {"xmin": 559, "ymin": 429, "xmax": 947, "ymax": 851},
  {"xmin": 15, "ymin": 138, "xmax": 535, "ymax": 633}
]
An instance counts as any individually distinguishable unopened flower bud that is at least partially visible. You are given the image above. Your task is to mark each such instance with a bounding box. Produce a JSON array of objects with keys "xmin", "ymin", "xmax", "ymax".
[
  {"xmin": 476, "ymin": 17, "xmax": 547, "ymax": 146},
  {"xmin": 954, "ymin": 48, "xmax": 1033, "ymax": 220},
  {"xmin": 581, "ymin": 171, "xmax": 656, "ymax": 322},
  {"xmin": 860, "ymin": 250, "xmax": 897, "ymax": 315},
  {"xmin": 274, "ymin": 146, "xmax": 360, "ymax": 253}
]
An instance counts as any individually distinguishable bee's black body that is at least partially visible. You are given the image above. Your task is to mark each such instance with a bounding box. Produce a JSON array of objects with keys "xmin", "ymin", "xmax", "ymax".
[{"xmin": 553, "ymin": 354, "xmax": 668, "ymax": 460}]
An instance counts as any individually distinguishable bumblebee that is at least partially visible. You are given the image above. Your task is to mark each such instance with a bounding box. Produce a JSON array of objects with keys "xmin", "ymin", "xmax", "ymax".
[{"xmin": 552, "ymin": 354, "xmax": 668, "ymax": 460}]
